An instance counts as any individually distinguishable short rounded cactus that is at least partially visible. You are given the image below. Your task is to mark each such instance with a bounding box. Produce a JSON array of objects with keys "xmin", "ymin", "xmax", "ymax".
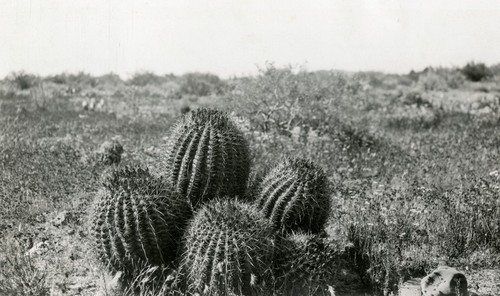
[
  {"xmin": 181, "ymin": 198, "xmax": 274, "ymax": 296},
  {"xmin": 97, "ymin": 139, "xmax": 124, "ymax": 165},
  {"xmin": 163, "ymin": 108, "xmax": 250, "ymax": 209},
  {"xmin": 255, "ymin": 158, "xmax": 330, "ymax": 234},
  {"xmin": 273, "ymin": 233, "xmax": 341, "ymax": 296},
  {"xmin": 90, "ymin": 166, "xmax": 191, "ymax": 273}
]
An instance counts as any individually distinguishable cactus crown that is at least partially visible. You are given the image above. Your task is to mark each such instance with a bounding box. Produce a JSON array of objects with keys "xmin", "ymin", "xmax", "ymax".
[
  {"xmin": 255, "ymin": 157, "xmax": 330, "ymax": 234},
  {"xmin": 91, "ymin": 165, "xmax": 191, "ymax": 274},
  {"xmin": 181, "ymin": 198, "xmax": 274, "ymax": 296},
  {"xmin": 100, "ymin": 165, "xmax": 151, "ymax": 191},
  {"xmin": 183, "ymin": 108, "xmax": 232, "ymax": 129},
  {"xmin": 164, "ymin": 108, "xmax": 251, "ymax": 209}
]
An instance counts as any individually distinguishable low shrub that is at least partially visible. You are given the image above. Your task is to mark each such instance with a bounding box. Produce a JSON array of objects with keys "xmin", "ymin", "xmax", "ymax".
[
  {"xmin": 462, "ymin": 62, "xmax": 493, "ymax": 82},
  {"xmin": 178, "ymin": 72, "xmax": 227, "ymax": 96},
  {"xmin": 6, "ymin": 71, "xmax": 39, "ymax": 90}
]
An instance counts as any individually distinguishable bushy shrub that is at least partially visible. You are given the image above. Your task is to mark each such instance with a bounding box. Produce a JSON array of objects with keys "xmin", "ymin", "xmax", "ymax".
[
  {"xmin": 224, "ymin": 64, "xmax": 363, "ymax": 135},
  {"xmin": 45, "ymin": 73, "xmax": 68, "ymax": 85},
  {"xmin": 417, "ymin": 70, "xmax": 449, "ymax": 91},
  {"xmin": 97, "ymin": 73, "xmax": 124, "ymax": 86},
  {"xmin": 6, "ymin": 71, "xmax": 39, "ymax": 90},
  {"xmin": 414, "ymin": 67, "xmax": 465, "ymax": 90},
  {"xmin": 44, "ymin": 72, "xmax": 98, "ymax": 88},
  {"xmin": 179, "ymin": 73, "xmax": 227, "ymax": 96},
  {"xmin": 128, "ymin": 72, "xmax": 168, "ymax": 86},
  {"xmin": 462, "ymin": 62, "xmax": 493, "ymax": 82}
]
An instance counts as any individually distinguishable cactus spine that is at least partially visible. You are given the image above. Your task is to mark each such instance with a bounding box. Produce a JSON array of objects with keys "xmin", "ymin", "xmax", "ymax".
[
  {"xmin": 255, "ymin": 158, "xmax": 330, "ymax": 234},
  {"xmin": 164, "ymin": 108, "xmax": 250, "ymax": 208},
  {"xmin": 90, "ymin": 166, "xmax": 191, "ymax": 273},
  {"xmin": 181, "ymin": 199, "xmax": 274, "ymax": 296},
  {"xmin": 274, "ymin": 233, "xmax": 341, "ymax": 296}
]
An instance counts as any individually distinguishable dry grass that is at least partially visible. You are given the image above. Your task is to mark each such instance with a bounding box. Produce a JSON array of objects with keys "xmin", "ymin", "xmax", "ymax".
[{"xmin": 0, "ymin": 66, "xmax": 499, "ymax": 295}]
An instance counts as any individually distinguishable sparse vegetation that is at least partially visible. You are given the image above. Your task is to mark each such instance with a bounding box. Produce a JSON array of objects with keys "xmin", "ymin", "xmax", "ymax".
[{"xmin": 1, "ymin": 63, "xmax": 500, "ymax": 295}]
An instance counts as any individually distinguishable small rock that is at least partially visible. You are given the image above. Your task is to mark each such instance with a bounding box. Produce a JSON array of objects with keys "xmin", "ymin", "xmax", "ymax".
[
  {"xmin": 145, "ymin": 146, "xmax": 159, "ymax": 156},
  {"xmin": 96, "ymin": 98, "xmax": 105, "ymax": 110},
  {"xmin": 52, "ymin": 211, "xmax": 68, "ymax": 227},
  {"xmin": 421, "ymin": 266, "xmax": 468, "ymax": 296},
  {"xmin": 88, "ymin": 98, "xmax": 96, "ymax": 111},
  {"xmin": 69, "ymin": 252, "xmax": 81, "ymax": 261},
  {"xmin": 25, "ymin": 241, "xmax": 49, "ymax": 256}
]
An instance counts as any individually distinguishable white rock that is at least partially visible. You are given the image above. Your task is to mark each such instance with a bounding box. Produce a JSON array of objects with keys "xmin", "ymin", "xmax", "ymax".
[
  {"xmin": 421, "ymin": 266, "xmax": 468, "ymax": 296},
  {"xmin": 25, "ymin": 241, "xmax": 49, "ymax": 256}
]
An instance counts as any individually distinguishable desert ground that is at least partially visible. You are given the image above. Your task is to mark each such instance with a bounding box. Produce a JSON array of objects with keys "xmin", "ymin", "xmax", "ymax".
[{"xmin": 0, "ymin": 63, "xmax": 499, "ymax": 295}]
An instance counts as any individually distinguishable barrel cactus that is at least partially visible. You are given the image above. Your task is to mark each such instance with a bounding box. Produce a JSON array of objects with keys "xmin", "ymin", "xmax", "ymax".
[
  {"xmin": 255, "ymin": 158, "xmax": 330, "ymax": 234},
  {"xmin": 163, "ymin": 108, "xmax": 250, "ymax": 209},
  {"xmin": 181, "ymin": 198, "xmax": 274, "ymax": 296},
  {"xmin": 90, "ymin": 166, "xmax": 191, "ymax": 274},
  {"xmin": 273, "ymin": 233, "xmax": 342, "ymax": 296},
  {"xmin": 97, "ymin": 139, "xmax": 124, "ymax": 165}
]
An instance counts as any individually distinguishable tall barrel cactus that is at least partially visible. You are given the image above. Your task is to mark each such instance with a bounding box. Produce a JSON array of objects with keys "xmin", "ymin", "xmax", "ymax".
[
  {"xmin": 255, "ymin": 158, "xmax": 330, "ymax": 234},
  {"xmin": 181, "ymin": 198, "xmax": 274, "ymax": 296},
  {"xmin": 90, "ymin": 166, "xmax": 191, "ymax": 273},
  {"xmin": 273, "ymin": 233, "xmax": 342, "ymax": 296},
  {"xmin": 164, "ymin": 108, "xmax": 250, "ymax": 208}
]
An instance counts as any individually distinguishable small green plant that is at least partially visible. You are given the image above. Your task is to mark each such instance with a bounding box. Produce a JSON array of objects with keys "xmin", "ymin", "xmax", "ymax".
[
  {"xmin": 90, "ymin": 166, "xmax": 191, "ymax": 274},
  {"xmin": 163, "ymin": 108, "xmax": 250, "ymax": 208},
  {"xmin": 255, "ymin": 158, "xmax": 330, "ymax": 234},
  {"xmin": 180, "ymin": 198, "xmax": 274, "ymax": 296}
]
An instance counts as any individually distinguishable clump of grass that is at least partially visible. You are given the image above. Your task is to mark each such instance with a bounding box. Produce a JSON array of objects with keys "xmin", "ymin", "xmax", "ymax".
[
  {"xmin": 119, "ymin": 263, "xmax": 184, "ymax": 296},
  {"xmin": 0, "ymin": 241, "xmax": 50, "ymax": 296}
]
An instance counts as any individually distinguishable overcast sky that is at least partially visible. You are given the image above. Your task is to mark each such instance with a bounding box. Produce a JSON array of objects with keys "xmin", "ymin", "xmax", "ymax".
[{"xmin": 1, "ymin": 0, "xmax": 499, "ymax": 78}]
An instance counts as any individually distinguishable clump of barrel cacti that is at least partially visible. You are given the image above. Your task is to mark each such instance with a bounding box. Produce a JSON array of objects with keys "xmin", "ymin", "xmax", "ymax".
[
  {"xmin": 181, "ymin": 198, "xmax": 274, "ymax": 296},
  {"xmin": 273, "ymin": 233, "xmax": 342, "ymax": 296},
  {"xmin": 90, "ymin": 166, "xmax": 191, "ymax": 274},
  {"xmin": 255, "ymin": 157, "xmax": 330, "ymax": 234},
  {"xmin": 97, "ymin": 139, "xmax": 124, "ymax": 165},
  {"xmin": 86, "ymin": 108, "xmax": 342, "ymax": 295},
  {"xmin": 163, "ymin": 108, "xmax": 251, "ymax": 209}
]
